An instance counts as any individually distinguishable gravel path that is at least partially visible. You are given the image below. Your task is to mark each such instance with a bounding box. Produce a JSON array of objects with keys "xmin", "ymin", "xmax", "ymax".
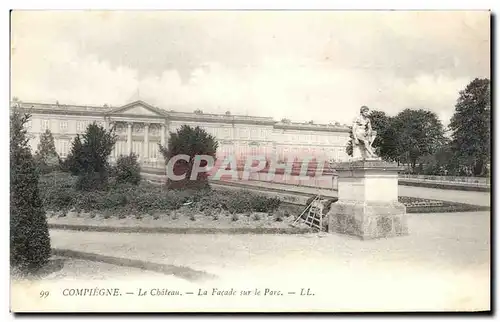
[{"xmin": 42, "ymin": 211, "xmax": 490, "ymax": 312}]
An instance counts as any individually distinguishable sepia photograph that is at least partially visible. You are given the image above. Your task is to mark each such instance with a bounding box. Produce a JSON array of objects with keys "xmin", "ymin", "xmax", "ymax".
[{"xmin": 9, "ymin": 9, "xmax": 491, "ymax": 313}]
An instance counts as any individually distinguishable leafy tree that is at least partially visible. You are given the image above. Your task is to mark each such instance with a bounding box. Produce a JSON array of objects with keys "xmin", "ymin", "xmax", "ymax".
[
  {"xmin": 159, "ymin": 125, "xmax": 218, "ymax": 190},
  {"xmin": 417, "ymin": 139, "xmax": 453, "ymax": 175},
  {"xmin": 369, "ymin": 110, "xmax": 399, "ymax": 162},
  {"xmin": 449, "ymin": 78, "xmax": 491, "ymax": 176},
  {"xmin": 391, "ymin": 109, "xmax": 446, "ymax": 172},
  {"xmin": 10, "ymin": 111, "xmax": 51, "ymax": 273},
  {"xmin": 34, "ymin": 129, "xmax": 60, "ymax": 174},
  {"xmin": 114, "ymin": 153, "xmax": 141, "ymax": 185}
]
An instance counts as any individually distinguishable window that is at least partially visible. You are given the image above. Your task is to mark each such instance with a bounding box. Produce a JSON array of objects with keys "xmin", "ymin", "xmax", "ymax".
[
  {"xmin": 77, "ymin": 121, "xmax": 86, "ymax": 132},
  {"xmin": 41, "ymin": 120, "xmax": 50, "ymax": 131},
  {"xmin": 60, "ymin": 121, "xmax": 68, "ymax": 131},
  {"xmin": 60, "ymin": 140, "xmax": 69, "ymax": 158},
  {"xmin": 239, "ymin": 128, "xmax": 248, "ymax": 138},
  {"xmin": 25, "ymin": 120, "xmax": 32, "ymax": 130},
  {"xmin": 149, "ymin": 142, "xmax": 159, "ymax": 160}
]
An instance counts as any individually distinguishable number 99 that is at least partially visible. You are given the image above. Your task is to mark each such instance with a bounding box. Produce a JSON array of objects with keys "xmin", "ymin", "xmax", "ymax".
[{"xmin": 40, "ymin": 290, "xmax": 49, "ymax": 298}]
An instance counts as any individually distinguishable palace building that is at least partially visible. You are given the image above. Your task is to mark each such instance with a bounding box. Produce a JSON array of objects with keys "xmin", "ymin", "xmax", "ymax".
[{"xmin": 12, "ymin": 100, "xmax": 351, "ymax": 167}]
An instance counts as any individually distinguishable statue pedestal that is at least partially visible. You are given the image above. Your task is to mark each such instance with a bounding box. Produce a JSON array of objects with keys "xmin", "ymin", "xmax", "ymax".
[{"xmin": 328, "ymin": 160, "xmax": 408, "ymax": 240}]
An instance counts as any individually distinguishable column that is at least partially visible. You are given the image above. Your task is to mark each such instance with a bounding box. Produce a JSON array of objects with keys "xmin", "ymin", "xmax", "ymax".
[
  {"xmin": 160, "ymin": 124, "xmax": 166, "ymax": 146},
  {"xmin": 127, "ymin": 122, "xmax": 133, "ymax": 155},
  {"xmin": 104, "ymin": 117, "xmax": 109, "ymax": 130},
  {"xmin": 143, "ymin": 123, "xmax": 149, "ymax": 163}
]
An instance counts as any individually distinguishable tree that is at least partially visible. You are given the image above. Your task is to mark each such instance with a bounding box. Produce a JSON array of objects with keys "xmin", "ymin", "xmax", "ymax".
[
  {"xmin": 10, "ymin": 110, "xmax": 51, "ymax": 273},
  {"xmin": 391, "ymin": 109, "xmax": 446, "ymax": 172},
  {"xmin": 69, "ymin": 122, "xmax": 117, "ymax": 190},
  {"xmin": 62, "ymin": 134, "xmax": 84, "ymax": 175},
  {"xmin": 34, "ymin": 129, "xmax": 60, "ymax": 174},
  {"xmin": 448, "ymin": 78, "xmax": 491, "ymax": 176},
  {"xmin": 369, "ymin": 110, "xmax": 398, "ymax": 162},
  {"xmin": 159, "ymin": 125, "xmax": 218, "ymax": 190},
  {"xmin": 417, "ymin": 138, "xmax": 453, "ymax": 175}
]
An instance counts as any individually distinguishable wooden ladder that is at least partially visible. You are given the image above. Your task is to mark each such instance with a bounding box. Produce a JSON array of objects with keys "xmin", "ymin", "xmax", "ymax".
[{"xmin": 292, "ymin": 195, "xmax": 326, "ymax": 231}]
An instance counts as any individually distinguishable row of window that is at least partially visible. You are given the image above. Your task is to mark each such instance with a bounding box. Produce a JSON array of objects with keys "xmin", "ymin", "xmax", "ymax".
[
  {"xmin": 275, "ymin": 133, "xmax": 346, "ymax": 144},
  {"xmin": 34, "ymin": 119, "xmax": 102, "ymax": 132},
  {"xmin": 48, "ymin": 137, "xmax": 347, "ymax": 162},
  {"xmin": 30, "ymin": 120, "xmax": 344, "ymax": 145}
]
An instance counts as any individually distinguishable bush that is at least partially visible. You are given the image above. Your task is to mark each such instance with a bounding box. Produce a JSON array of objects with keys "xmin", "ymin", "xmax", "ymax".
[
  {"xmin": 114, "ymin": 153, "xmax": 141, "ymax": 185},
  {"xmin": 251, "ymin": 195, "xmax": 281, "ymax": 213},
  {"xmin": 76, "ymin": 171, "xmax": 109, "ymax": 191},
  {"xmin": 192, "ymin": 190, "xmax": 281, "ymax": 214},
  {"xmin": 10, "ymin": 111, "xmax": 51, "ymax": 273}
]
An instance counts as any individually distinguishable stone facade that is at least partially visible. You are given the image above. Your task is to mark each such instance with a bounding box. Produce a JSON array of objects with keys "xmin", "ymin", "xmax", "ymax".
[{"xmin": 12, "ymin": 100, "xmax": 351, "ymax": 167}]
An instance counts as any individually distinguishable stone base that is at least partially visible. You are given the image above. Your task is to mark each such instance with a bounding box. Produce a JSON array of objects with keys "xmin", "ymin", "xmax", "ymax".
[{"xmin": 328, "ymin": 200, "xmax": 408, "ymax": 240}]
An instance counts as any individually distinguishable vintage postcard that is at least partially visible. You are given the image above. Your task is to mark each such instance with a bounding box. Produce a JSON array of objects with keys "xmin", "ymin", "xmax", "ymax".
[{"xmin": 9, "ymin": 10, "xmax": 491, "ymax": 313}]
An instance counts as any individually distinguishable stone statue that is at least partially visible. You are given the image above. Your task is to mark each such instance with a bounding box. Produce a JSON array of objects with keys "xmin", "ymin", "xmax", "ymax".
[{"xmin": 351, "ymin": 106, "xmax": 379, "ymax": 160}]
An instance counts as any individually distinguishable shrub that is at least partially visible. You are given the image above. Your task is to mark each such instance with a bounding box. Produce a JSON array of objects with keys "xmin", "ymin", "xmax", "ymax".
[
  {"xmin": 114, "ymin": 153, "xmax": 141, "ymax": 185},
  {"xmin": 76, "ymin": 170, "xmax": 109, "ymax": 191},
  {"xmin": 49, "ymin": 187, "xmax": 75, "ymax": 216},
  {"xmin": 74, "ymin": 190, "xmax": 107, "ymax": 213},
  {"xmin": 222, "ymin": 190, "xmax": 281, "ymax": 214},
  {"xmin": 251, "ymin": 195, "xmax": 281, "ymax": 213},
  {"xmin": 10, "ymin": 111, "xmax": 51, "ymax": 273},
  {"xmin": 225, "ymin": 190, "xmax": 254, "ymax": 214}
]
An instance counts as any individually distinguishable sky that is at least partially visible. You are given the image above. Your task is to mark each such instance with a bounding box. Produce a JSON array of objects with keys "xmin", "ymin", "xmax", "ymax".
[{"xmin": 10, "ymin": 10, "xmax": 490, "ymax": 126}]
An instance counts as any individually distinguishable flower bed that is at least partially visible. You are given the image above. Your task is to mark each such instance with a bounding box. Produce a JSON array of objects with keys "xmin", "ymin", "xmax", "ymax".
[
  {"xmin": 399, "ymin": 196, "xmax": 490, "ymax": 213},
  {"xmin": 41, "ymin": 172, "xmax": 489, "ymax": 232}
]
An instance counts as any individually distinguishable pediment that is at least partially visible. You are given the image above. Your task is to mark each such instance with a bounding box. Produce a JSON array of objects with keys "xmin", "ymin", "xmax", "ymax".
[
  {"xmin": 107, "ymin": 100, "xmax": 167, "ymax": 117},
  {"xmin": 121, "ymin": 104, "xmax": 160, "ymax": 116}
]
